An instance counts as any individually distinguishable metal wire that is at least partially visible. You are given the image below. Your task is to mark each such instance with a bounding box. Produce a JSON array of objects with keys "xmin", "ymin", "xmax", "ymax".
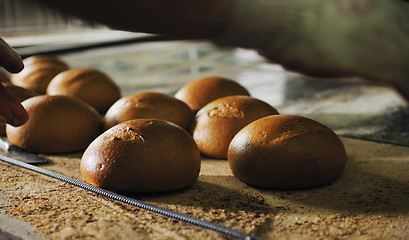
[{"xmin": 0, "ymin": 154, "xmax": 258, "ymax": 240}]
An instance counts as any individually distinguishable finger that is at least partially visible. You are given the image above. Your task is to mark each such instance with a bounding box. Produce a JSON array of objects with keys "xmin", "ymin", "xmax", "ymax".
[
  {"xmin": 0, "ymin": 83, "xmax": 28, "ymax": 127},
  {"xmin": 0, "ymin": 38, "xmax": 24, "ymax": 73}
]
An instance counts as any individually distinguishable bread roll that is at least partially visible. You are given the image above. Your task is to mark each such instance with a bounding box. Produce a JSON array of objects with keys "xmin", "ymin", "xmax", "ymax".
[
  {"xmin": 228, "ymin": 115, "xmax": 347, "ymax": 189},
  {"xmin": 104, "ymin": 91, "xmax": 193, "ymax": 130},
  {"xmin": 175, "ymin": 76, "xmax": 250, "ymax": 112},
  {"xmin": 81, "ymin": 119, "xmax": 201, "ymax": 192},
  {"xmin": 22, "ymin": 55, "xmax": 68, "ymax": 67},
  {"xmin": 191, "ymin": 95, "xmax": 279, "ymax": 159},
  {"xmin": 10, "ymin": 56, "xmax": 69, "ymax": 94},
  {"xmin": 47, "ymin": 68, "xmax": 121, "ymax": 113},
  {"xmin": 6, "ymin": 95, "xmax": 101, "ymax": 153}
]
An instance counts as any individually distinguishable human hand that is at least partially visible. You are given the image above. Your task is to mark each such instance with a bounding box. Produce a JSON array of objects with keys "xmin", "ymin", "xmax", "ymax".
[{"xmin": 0, "ymin": 37, "xmax": 28, "ymax": 126}]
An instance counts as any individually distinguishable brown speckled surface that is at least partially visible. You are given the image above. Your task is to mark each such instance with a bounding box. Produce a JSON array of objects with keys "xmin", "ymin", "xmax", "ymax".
[
  {"xmin": 1, "ymin": 31, "xmax": 409, "ymax": 239},
  {"xmin": 1, "ymin": 137, "xmax": 409, "ymax": 239}
]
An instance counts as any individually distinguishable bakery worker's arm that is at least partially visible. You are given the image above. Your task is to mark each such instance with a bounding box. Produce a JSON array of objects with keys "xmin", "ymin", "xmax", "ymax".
[
  {"xmin": 35, "ymin": 0, "xmax": 409, "ymax": 100},
  {"xmin": 0, "ymin": 38, "xmax": 28, "ymax": 127},
  {"xmin": 34, "ymin": 0, "xmax": 232, "ymax": 39},
  {"xmin": 215, "ymin": 0, "xmax": 409, "ymax": 100}
]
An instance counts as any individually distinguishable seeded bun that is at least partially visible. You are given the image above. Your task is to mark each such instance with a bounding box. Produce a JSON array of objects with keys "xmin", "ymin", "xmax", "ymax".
[
  {"xmin": 81, "ymin": 119, "xmax": 201, "ymax": 192},
  {"xmin": 175, "ymin": 76, "xmax": 250, "ymax": 112},
  {"xmin": 228, "ymin": 115, "xmax": 347, "ymax": 189},
  {"xmin": 191, "ymin": 95, "xmax": 279, "ymax": 159},
  {"xmin": 104, "ymin": 92, "xmax": 193, "ymax": 130},
  {"xmin": 47, "ymin": 68, "xmax": 121, "ymax": 113},
  {"xmin": 6, "ymin": 95, "xmax": 101, "ymax": 154},
  {"xmin": 10, "ymin": 56, "xmax": 69, "ymax": 94}
]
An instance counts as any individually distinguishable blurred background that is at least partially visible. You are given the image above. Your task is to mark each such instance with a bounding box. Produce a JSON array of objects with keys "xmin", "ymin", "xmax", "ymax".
[
  {"xmin": 0, "ymin": 0, "xmax": 101, "ymax": 36},
  {"xmin": 1, "ymin": 0, "xmax": 409, "ymax": 147}
]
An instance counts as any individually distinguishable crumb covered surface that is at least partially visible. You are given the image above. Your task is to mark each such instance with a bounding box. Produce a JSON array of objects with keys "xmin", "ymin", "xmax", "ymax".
[{"xmin": 0, "ymin": 137, "xmax": 409, "ymax": 239}]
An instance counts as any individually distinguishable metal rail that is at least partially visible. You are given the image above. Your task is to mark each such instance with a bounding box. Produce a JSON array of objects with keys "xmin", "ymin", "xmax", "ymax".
[{"xmin": 0, "ymin": 154, "xmax": 258, "ymax": 240}]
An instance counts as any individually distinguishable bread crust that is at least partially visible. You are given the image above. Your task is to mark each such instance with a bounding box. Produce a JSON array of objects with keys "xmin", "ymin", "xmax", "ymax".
[
  {"xmin": 104, "ymin": 92, "xmax": 193, "ymax": 131},
  {"xmin": 175, "ymin": 76, "xmax": 250, "ymax": 112},
  {"xmin": 6, "ymin": 95, "xmax": 102, "ymax": 153},
  {"xmin": 11, "ymin": 62, "xmax": 68, "ymax": 94},
  {"xmin": 228, "ymin": 115, "xmax": 347, "ymax": 189},
  {"xmin": 81, "ymin": 119, "xmax": 201, "ymax": 192},
  {"xmin": 47, "ymin": 68, "xmax": 121, "ymax": 113},
  {"xmin": 191, "ymin": 95, "xmax": 279, "ymax": 159}
]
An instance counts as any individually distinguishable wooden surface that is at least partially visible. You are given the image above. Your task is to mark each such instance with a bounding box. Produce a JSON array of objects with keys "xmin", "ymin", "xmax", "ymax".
[
  {"xmin": 1, "ymin": 137, "xmax": 409, "ymax": 239},
  {"xmin": 1, "ymin": 33, "xmax": 409, "ymax": 239}
]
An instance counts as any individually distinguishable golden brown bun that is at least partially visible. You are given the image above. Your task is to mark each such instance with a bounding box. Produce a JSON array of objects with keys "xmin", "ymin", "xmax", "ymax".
[
  {"xmin": 104, "ymin": 91, "xmax": 193, "ymax": 131},
  {"xmin": 10, "ymin": 55, "xmax": 69, "ymax": 94},
  {"xmin": 191, "ymin": 95, "xmax": 279, "ymax": 159},
  {"xmin": 0, "ymin": 83, "xmax": 38, "ymax": 136},
  {"xmin": 22, "ymin": 55, "xmax": 69, "ymax": 68},
  {"xmin": 175, "ymin": 76, "xmax": 250, "ymax": 112},
  {"xmin": 47, "ymin": 68, "xmax": 121, "ymax": 113},
  {"xmin": 10, "ymin": 61, "xmax": 69, "ymax": 94},
  {"xmin": 228, "ymin": 115, "xmax": 347, "ymax": 189},
  {"xmin": 6, "ymin": 95, "xmax": 102, "ymax": 154},
  {"xmin": 81, "ymin": 119, "xmax": 201, "ymax": 192}
]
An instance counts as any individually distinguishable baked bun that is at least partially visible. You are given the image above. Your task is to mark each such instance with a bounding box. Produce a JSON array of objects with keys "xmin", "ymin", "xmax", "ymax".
[
  {"xmin": 191, "ymin": 95, "xmax": 279, "ymax": 159},
  {"xmin": 10, "ymin": 56, "xmax": 69, "ymax": 93},
  {"xmin": 81, "ymin": 119, "xmax": 201, "ymax": 192},
  {"xmin": 104, "ymin": 91, "xmax": 193, "ymax": 130},
  {"xmin": 0, "ymin": 83, "xmax": 38, "ymax": 136},
  {"xmin": 22, "ymin": 55, "xmax": 68, "ymax": 67},
  {"xmin": 6, "ymin": 95, "xmax": 101, "ymax": 154},
  {"xmin": 175, "ymin": 76, "xmax": 250, "ymax": 112},
  {"xmin": 228, "ymin": 115, "xmax": 347, "ymax": 189},
  {"xmin": 47, "ymin": 68, "xmax": 121, "ymax": 113}
]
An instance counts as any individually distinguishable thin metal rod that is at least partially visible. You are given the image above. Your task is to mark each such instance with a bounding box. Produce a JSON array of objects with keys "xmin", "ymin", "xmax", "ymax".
[
  {"xmin": 15, "ymin": 35, "xmax": 186, "ymax": 59},
  {"xmin": 0, "ymin": 155, "xmax": 258, "ymax": 240}
]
